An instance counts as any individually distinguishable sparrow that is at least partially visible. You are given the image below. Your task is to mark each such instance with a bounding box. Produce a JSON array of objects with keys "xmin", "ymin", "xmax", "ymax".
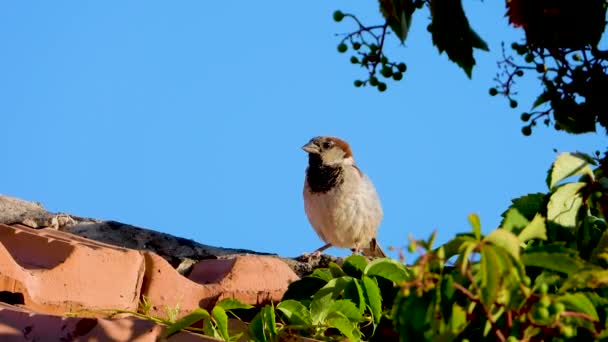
[{"xmin": 302, "ymin": 136, "xmax": 386, "ymax": 258}]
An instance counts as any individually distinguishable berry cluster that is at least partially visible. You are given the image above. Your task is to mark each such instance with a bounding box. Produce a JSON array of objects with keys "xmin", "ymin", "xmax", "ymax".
[
  {"xmin": 491, "ymin": 42, "xmax": 608, "ymax": 136},
  {"xmin": 333, "ymin": 10, "xmax": 408, "ymax": 92}
]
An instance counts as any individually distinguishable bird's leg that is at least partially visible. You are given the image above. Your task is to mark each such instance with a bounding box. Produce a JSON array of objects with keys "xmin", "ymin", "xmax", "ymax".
[
  {"xmin": 300, "ymin": 243, "xmax": 332, "ymax": 261},
  {"xmin": 312, "ymin": 243, "xmax": 332, "ymax": 257}
]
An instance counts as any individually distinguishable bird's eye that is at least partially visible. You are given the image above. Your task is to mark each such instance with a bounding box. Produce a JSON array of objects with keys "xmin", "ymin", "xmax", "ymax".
[{"xmin": 322, "ymin": 141, "xmax": 332, "ymax": 149}]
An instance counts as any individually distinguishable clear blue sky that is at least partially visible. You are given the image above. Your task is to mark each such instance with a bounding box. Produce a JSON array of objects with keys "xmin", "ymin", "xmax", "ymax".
[{"xmin": 1, "ymin": 1, "xmax": 604, "ymax": 259}]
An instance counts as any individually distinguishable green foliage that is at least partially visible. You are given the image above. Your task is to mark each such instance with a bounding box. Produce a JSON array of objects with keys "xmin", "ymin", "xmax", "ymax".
[
  {"xmin": 428, "ymin": 0, "xmax": 489, "ymax": 78},
  {"xmin": 329, "ymin": 0, "xmax": 608, "ymax": 139},
  {"xmin": 249, "ymin": 151, "xmax": 608, "ymax": 341},
  {"xmin": 138, "ymin": 152, "xmax": 608, "ymax": 341},
  {"xmin": 163, "ymin": 298, "xmax": 254, "ymax": 341},
  {"xmin": 259, "ymin": 256, "xmax": 408, "ymax": 341}
]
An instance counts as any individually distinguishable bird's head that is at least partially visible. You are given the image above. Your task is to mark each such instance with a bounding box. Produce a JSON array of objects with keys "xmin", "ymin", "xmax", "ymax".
[{"xmin": 302, "ymin": 136, "xmax": 354, "ymax": 166}]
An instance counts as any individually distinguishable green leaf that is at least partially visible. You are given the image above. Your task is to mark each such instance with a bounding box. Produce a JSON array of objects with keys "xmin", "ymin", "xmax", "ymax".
[
  {"xmin": 364, "ymin": 258, "xmax": 410, "ymax": 282},
  {"xmin": 591, "ymin": 229, "xmax": 608, "ymax": 265},
  {"xmin": 326, "ymin": 312, "xmax": 362, "ymax": 342},
  {"xmin": 329, "ymin": 299, "xmax": 363, "ymax": 322},
  {"xmin": 484, "ymin": 229, "xmax": 521, "ymax": 260},
  {"xmin": 314, "ymin": 276, "xmax": 351, "ymax": 301},
  {"xmin": 310, "ymin": 268, "xmax": 333, "ymax": 282},
  {"xmin": 521, "ymin": 245, "xmax": 585, "ymax": 275},
  {"xmin": 361, "ymin": 275, "xmax": 382, "ymax": 326},
  {"xmin": 202, "ymin": 317, "xmax": 219, "ymax": 339},
  {"xmin": 282, "ymin": 276, "xmax": 327, "ymax": 301},
  {"xmin": 449, "ymin": 303, "xmax": 468, "ymax": 334},
  {"xmin": 501, "ymin": 208, "xmax": 530, "ymax": 233},
  {"xmin": 531, "ymin": 91, "xmax": 551, "ymax": 109},
  {"xmin": 343, "ymin": 279, "xmax": 365, "ymax": 313},
  {"xmin": 480, "ymin": 244, "xmax": 501, "ymax": 308},
  {"xmin": 560, "ymin": 269, "xmax": 608, "ymax": 292},
  {"xmin": 470, "ymin": 28, "xmax": 489, "ymax": 51},
  {"xmin": 212, "ymin": 306, "xmax": 229, "ymax": 341},
  {"xmin": 557, "ymin": 293, "xmax": 599, "ymax": 321},
  {"xmin": 469, "ymin": 213, "xmax": 482, "ymax": 240},
  {"xmin": 164, "ymin": 308, "xmax": 210, "ymax": 338},
  {"xmin": 379, "ymin": 0, "xmax": 414, "ymax": 43},
  {"xmin": 329, "ymin": 262, "xmax": 346, "ymax": 278},
  {"xmin": 441, "ymin": 234, "xmax": 476, "ymax": 259},
  {"xmin": 343, "ymin": 255, "xmax": 368, "ymax": 278},
  {"xmin": 249, "ymin": 305, "xmax": 277, "ymax": 342},
  {"xmin": 518, "ymin": 214, "xmax": 548, "ymax": 243},
  {"xmin": 547, "ymin": 153, "xmax": 594, "ymax": 189},
  {"xmin": 501, "ymin": 193, "xmax": 546, "ymax": 223},
  {"xmin": 310, "ymin": 290, "xmax": 333, "ymax": 325},
  {"xmin": 547, "ymin": 182, "xmax": 586, "ymax": 228},
  {"xmin": 429, "ymin": 0, "xmax": 488, "ymax": 78},
  {"xmin": 276, "ymin": 299, "xmax": 312, "ymax": 326},
  {"xmin": 458, "ymin": 240, "xmax": 478, "ymax": 274},
  {"xmin": 534, "ymin": 271, "xmax": 563, "ymax": 291},
  {"xmin": 216, "ymin": 298, "xmax": 254, "ymax": 311},
  {"xmin": 391, "ymin": 286, "xmax": 439, "ymax": 340}
]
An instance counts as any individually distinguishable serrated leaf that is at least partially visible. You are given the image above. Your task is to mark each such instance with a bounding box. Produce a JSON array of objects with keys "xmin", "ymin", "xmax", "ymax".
[
  {"xmin": 212, "ymin": 306, "xmax": 229, "ymax": 341},
  {"xmin": 548, "ymin": 153, "xmax": 594, "ymax": 189},
  {"xmin": 164, "ymin": 308, "xmax": 210, "ymax": 338},
  {"xmin": 310, "ymin": 290, "xmax": 333, "ymax": 325},
  {"xmin": 547, "ymin": 182, "xmax": 586, "ymax": 228},
  {"xmin": 522, "ymin": 245, "xmax": 585, "ymax": 275},
  {"xmin": 518, "ymin": 214, "xmax": 547, "ymax": 243},
  {"xmin": 429, "ymin": 0, "xmax": 488, "ymax": 78},
  {"xmin": 343, "ymin": 255, "xmax": 368, "ymax": 278},
  {"xmin": 276, "ymin": 299, "xmax": 312, "ymax": 326},
  {"xmin": 344, "ymin": 279, "xmax": 365, "ymax": 314},
  {"xmin": 215, "ymin": 298, "xmax": 254, "ymax": 311},
  {"xmin": 362, "ymin": 275, "xmax": 382, "ymax": 326},
  {"xmin": 557, "ymin": 293, "xmax": 599, "ymax": 321},
  {"xmin": 501, "ymin": 193, "xmax": 546, "ymax": 223},
  {"xmin": 501, "ymin": 208, "xmax": 530, "ymax": 233},
  {"xmin": 469, "ymin": 213, "xmax": 482, "ymax": 239},
  {"xmin": 364, "ymin": 258, "xmax": 410, "ymax": 282},
  {"xmin": 485, "ymin": 229, "xmax": 521, "ymax": 260},
  {"xmin": 329, "ymin": 299, "xmax": 363, "ymax": 322},
  {"xmin": 326, "ymin": 312, "xmax": 362, "ymax": 342},
  {"xmin": 480, "ymin": 244, "xmax": 501, "ymax": 308}
]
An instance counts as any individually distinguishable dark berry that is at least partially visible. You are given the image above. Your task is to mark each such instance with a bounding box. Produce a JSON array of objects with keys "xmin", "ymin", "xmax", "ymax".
[{"xmin": 333, "ymin": 10, "xmax": 344, "ymax": 22}]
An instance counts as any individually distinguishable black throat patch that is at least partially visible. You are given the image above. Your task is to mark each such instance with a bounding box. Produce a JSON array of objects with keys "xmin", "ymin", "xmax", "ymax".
[{"xmin": 306, "ymin": 154, "xmax": 344, "ymax": 194}]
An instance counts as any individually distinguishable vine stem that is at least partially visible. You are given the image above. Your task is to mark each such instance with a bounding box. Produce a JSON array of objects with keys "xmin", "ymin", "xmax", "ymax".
[{"xmin": 454, "ymin": 269, "xmax": 507, "ymax": 342}]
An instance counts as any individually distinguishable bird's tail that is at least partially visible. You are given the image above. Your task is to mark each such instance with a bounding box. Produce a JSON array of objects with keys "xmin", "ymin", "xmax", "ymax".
[{"xmin": 361, "ymin": 238, "xmax": 387, "ymax": 258}]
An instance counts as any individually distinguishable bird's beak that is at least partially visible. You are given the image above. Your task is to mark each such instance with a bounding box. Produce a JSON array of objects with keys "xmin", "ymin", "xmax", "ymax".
[{"xmin": 302, "ymin": 141, "xmax": 319, "ymax": 154}]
